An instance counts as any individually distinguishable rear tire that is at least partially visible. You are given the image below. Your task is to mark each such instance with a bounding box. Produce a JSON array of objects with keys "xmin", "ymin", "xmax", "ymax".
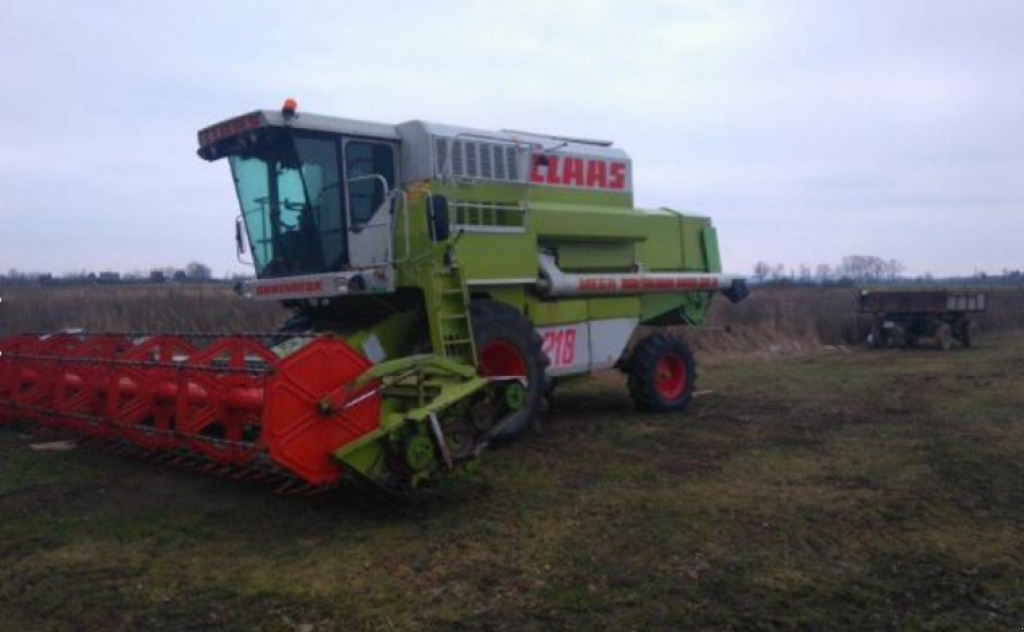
[
  {"xmin": 961, "ymin": 319, "xmax": 978, "ymax": 348},
  {"xmin": 470, "ymin": 300, "xmax": 548, "ymax": 443},
  {"xmin": 626, "ymin": 333, "xmax": 697, "ymax": 413}
]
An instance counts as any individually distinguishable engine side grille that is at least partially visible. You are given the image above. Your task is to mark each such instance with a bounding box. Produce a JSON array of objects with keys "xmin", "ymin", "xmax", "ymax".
[{"xmin": 433, "ymin": 136, "xmax": 524, "ymax": 184}]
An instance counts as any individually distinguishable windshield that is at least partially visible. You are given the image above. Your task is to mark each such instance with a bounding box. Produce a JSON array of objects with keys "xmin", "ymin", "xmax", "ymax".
[{"xmin": 229, "ymin": 133, "xmax": 346, "ymax": 278}]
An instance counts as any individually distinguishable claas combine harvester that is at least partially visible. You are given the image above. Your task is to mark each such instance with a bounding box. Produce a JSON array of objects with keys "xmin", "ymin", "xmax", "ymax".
[{"xmin": 0, "ymin": 100, "xmax": 747, "ymax": 491}]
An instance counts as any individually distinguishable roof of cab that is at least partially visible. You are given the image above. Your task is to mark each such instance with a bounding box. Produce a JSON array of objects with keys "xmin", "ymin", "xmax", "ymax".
[
  {"xmin": 257, "ymin": 110, "xmax": 400, "ymax": 140},
  {"xmin": 251, "ymin": 111, "xmax": 628, "ymax": 159}
]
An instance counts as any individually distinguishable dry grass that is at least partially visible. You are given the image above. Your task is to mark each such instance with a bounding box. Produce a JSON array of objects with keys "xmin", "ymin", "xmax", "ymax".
[
  {"xmin": 0, "ymin": 285, "xmax": 285, "ymax": 335},
  {"xmin": 2, "ymin": 283, "xmax": 1021, "ymax": 363}
]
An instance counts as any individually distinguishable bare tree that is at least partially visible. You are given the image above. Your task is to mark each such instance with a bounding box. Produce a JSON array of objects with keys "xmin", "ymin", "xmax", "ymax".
[
  {"xmin": 838, "ymin": 255, "xmax": 904, "ymax": 283},
  {"xmin": 798, "ymin": 263, "xmax": 812, "ymax": 284},
  {"xmin": 816, "ymin": 263, "xmax": 833, "ymax": 284},
  {"xmin": 185, "ymin": 262, "xmax": 213, "ymax": 282},
  {"xmin": 753, "ymin": 261, "xmax": 771, "ymax": 283}
]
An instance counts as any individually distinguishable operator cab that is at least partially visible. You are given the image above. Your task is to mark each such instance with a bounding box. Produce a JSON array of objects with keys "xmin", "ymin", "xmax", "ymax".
[{"xmin": 197, "ymin": 101, "xmax": 400, "ymax": 299}]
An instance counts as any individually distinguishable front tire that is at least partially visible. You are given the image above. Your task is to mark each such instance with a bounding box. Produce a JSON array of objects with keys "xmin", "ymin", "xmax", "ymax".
[
  {"xmin": 267, "ymin": 311, "xmax": 314, "ymax": 347},
  {"xmin": 470, "ymin": 300, "xmax": 548, "ymax": 442},
  {"xmin": 627, "ymin": 333, "xmax": 697, "ymax": 413}
]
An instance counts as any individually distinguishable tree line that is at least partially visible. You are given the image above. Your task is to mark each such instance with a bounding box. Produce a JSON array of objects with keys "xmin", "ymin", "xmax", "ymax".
[
  {"xmin": 0, "ymin": 262, "xmax": 233, "ymax": 287},
  {"xmin": 753, "ymin": 255, "xmax": 1024, "ymax": 286},
  {"xmin": 3, "ymin": 254, "xmax": 1022, "ymax": 288}
]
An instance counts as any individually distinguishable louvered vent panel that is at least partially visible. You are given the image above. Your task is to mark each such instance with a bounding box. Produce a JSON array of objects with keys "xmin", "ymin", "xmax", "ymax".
[
  {"xmin": 432, "ymin": 137, "xmax": 524, "ymax": 182},
  {"xmin": 434, "ymin": 137, "xmax": 448, "ymax": 175},
  {"xmin": 451, "ymin": 140, "xmax": 464, "ymax": 175},
  {"xmin": 506, "ymin": 147, "xmax": 519, "ymax": 180},
  {"xmin": 480, "ymin": 143, "xmax": 493, "ymax": 178},
  {"xmin": 465, "ymin": 141, "xmax": 479, "ymax": 177},
  {"xmin": 494, "ymin": 145, "xmax": 507, "ymax": 180}
]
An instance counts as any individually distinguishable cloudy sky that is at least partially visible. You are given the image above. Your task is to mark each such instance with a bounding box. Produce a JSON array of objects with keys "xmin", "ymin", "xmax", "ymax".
[{"xmin": 1, "ymin": 0, "xmax": 1021, "ymax": 277}]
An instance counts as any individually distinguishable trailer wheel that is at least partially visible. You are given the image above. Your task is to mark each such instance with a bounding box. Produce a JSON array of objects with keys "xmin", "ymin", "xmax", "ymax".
[
  {"xmin": 935, "ymin": 322, "xmax": 953, "ymax": 351},
  {"xmin": 959, "ymin": 319, "xmax": 978, "ymax": 348},
  {"xmin": 471, "ymin": 300, "xmax": 548, "ymax": 443},
  {"xmin": 869, "ymin": 320, "xmax": 886, "ymax": 349},
  {"xmin": 889, "ymin": 325, "xmax": 906, "ymax": 349},
  {"xmin": 627, "ymin": 333, "xmax": 697, "ymax": 413}
]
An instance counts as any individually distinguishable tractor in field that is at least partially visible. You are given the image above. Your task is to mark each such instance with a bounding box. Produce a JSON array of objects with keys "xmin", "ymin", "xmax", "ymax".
[{"xmin": 0, "ymin": 100, "xmax": 747, "ymax": 491}]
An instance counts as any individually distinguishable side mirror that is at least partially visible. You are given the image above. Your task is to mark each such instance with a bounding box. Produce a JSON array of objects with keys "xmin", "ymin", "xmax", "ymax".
[
  {"xmin": 235, "ymin": 217, "xmax": 246, "ymax": 255},
  {"xmin": 428, "ymin": 195, "xmax": 450, "ymax": 242}
]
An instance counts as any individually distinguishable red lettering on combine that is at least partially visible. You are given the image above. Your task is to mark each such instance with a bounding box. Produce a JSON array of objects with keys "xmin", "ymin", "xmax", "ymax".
[
  {"xmin": 586, "ymin": 160, "xmax": 608, "ymax": 188},
  {"xmin": 543, "ymin": 327, "xmax": 578, "ymax": 367},
  {"xmin": 621, "ymin": 277, "xmax": 641, "ymax": 291},
  {"xmin": 198, "ymin": 114, "xmax": 262, "ymax": 147},
  {"xmin": 609, "ymin": 162, "xmax": 627, "ymax": 190},
  {"xmin": 561, "ymin": 328, "xmax": 576, "ymax": 364},
  {"xmin": 255, "ymin": 280, "xmax": 325, "ymax": 297},
  {"xmin": 530, "ymin": 156, "xmax": 546, "ymax": 184},
  {"xmin": 529, "ymin": 153, "xmax": 629, "ymax": 191},
  {"xmin": 642, "ymin": 277, "xmax": 674, "ymax": 290},
  {"xmin": 545, "ymin": 155, "xmax": 562, "ymax": 185},
  {"xmin": 563, "ymin": 157, "xmax": 585, "ymax": 186},
  {"xmin": 578, "ymin": 277, "xmax": 616, "ymax": 292}
]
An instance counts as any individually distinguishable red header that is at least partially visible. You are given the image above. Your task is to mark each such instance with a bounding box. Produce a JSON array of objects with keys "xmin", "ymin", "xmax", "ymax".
[{"xmin": 530, "ymin": 154, "xmax": 629, "ymax": 191}]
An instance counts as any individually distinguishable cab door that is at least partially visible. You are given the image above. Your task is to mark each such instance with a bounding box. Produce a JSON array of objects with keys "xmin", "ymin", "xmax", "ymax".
[{"xmin": 343, "ymin": 139, "xmax": 398, "ymax": 268}]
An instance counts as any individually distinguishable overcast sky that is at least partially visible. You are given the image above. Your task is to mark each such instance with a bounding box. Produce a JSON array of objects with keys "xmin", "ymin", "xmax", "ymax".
[{"xmin": 1, "ymin": 0, "xmax": 1021, "ymax": 277}]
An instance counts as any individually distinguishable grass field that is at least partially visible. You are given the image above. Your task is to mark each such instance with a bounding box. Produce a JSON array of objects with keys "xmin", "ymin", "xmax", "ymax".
[{"xmin": 2, "ymin": 332, "xmax": 1023, "ymax": 631}]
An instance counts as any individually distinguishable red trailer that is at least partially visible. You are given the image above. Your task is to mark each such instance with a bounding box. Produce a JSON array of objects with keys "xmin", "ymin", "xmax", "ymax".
[{"xmin": 859, "ymin": 289, "xmax": 986, "ymax": 351}]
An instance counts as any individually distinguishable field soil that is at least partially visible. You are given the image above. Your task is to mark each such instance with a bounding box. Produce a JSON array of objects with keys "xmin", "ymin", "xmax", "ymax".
[{"xmin": 2, "ymin": 330, "xmax": 1023, "ymax": 631}]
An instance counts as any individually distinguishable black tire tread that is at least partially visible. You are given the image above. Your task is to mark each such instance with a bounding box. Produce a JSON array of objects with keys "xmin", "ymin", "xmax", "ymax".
[
  {"xmin": 626, "ymin": 332, "xmax": 697, "ymax": 413},
  {"xmin": 469, "ymin": 300, "xmax": 549, "ymax": 442}
]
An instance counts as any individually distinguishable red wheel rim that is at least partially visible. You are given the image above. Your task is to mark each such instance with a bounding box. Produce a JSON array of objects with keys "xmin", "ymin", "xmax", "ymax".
[
  {"xmin": 655, "ymin": 353, "xmax": 686, "ymax": 400},
  {"xmin": 478, "ymin": 341, "xmax": 527, "ymax": 378}
]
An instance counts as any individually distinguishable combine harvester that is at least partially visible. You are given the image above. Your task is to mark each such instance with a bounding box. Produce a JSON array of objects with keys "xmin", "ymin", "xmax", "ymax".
[{"xmin": 0, "ymin": 100, "xmax": 747, "ymax": 491}]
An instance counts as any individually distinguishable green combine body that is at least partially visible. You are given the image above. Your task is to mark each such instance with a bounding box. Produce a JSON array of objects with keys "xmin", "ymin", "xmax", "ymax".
[{"xmin": 193, "ymin": 101, "xmax": 747, "ymax": 488}]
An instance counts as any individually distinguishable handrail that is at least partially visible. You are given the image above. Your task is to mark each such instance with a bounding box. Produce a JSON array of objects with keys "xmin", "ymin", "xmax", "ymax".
[
  {"xmin": 449, "ymin": 200, "xmax": 528, "ymax": 234},
  {"xmin": 391, "ymin": 189, "xmax": 412, "ymax": 264}
]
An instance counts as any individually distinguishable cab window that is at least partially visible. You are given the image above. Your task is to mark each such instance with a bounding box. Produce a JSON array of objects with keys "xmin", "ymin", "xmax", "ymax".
[{"xmin": 345, "ymin": 141, "xmax": 395, "ymax": 226}]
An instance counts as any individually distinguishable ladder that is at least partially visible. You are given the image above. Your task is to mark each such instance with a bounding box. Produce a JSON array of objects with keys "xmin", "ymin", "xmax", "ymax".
[{"xmin": 428, "ymin": 265, "xmax": 476, "ymax": 365}]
